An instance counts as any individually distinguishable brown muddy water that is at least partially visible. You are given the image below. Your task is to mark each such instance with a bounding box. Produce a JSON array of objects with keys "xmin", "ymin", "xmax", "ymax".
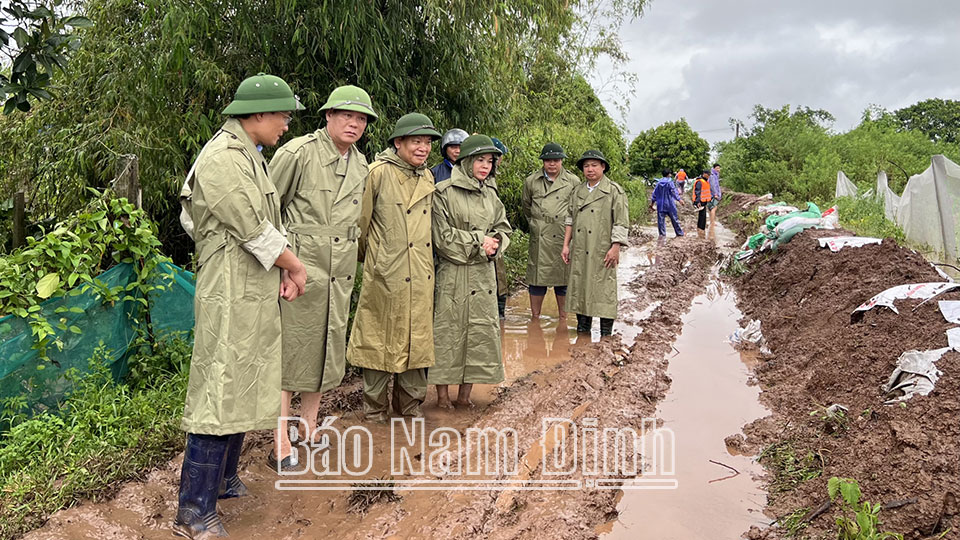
[{"xmin": 602, "ymin": 278, "xmax": 770, "ymax": 539}]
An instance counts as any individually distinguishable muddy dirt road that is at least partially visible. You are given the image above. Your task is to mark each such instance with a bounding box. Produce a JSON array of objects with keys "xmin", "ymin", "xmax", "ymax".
[{"xmin": 23, "ymin": 208, "xmax": 771, "ymax": 540}]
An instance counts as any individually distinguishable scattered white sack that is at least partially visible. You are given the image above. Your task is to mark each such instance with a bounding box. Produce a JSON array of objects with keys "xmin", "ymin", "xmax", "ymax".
[
  {"xmin": 881, "ymin": 348, "xmax": 949, "ymax": 404},
  {"xmin": 851, "ymin": 282, "xmax": 960, "ymax": 322},
  {"xmin": 947, "ymin": 327, "xmax": 960, "ymax": 350},
  {"xmin": 940, "ymin": 301, "xmax": 960, "ymax": 324},
  {"xmin": 730, "ymin": 319, "xmax": 765, "ymax": 347},
  {"xmin": 758, "ymin": 203, "xmax": 799, "ymax": 215},
  {"xmin": 817, "ymin": 237, "xmax": 883, "ymax": 253}
]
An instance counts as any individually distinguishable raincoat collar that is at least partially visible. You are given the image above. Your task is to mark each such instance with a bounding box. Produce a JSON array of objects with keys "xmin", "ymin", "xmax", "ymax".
[
  {"xmin": 376, "ymin": 148, "xmax": 435, "ymax": 207},
  {"xmin": 376, "ymin": 147, "xmax": 429, "ymax": 177},
  {"xmin": 315, "ymin": 127, "xmax": 360, "ymax": 167},
  {"xmin": 449, "ymin": 164, "xmax": 490, "ymax": 193},
  {"xmin": 580, "ymin": 175, "xmax": 612, "ymax": 208},
  {"xmin": 221, "ymin": 118, "xmax": 267, "ymax": 169}
]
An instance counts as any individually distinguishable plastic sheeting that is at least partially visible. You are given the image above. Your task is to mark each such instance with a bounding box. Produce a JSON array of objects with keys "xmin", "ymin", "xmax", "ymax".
[
  {"xmin": 896, "ymin": 155, "xmax": 960, "ymax": 262},
  {"xmin": 835, "ymin": 171, "xmax": 859, "ymax": 198},
  {"xmin": 876, "ymin": 170, "xmax": 901, "ymax": 222}
]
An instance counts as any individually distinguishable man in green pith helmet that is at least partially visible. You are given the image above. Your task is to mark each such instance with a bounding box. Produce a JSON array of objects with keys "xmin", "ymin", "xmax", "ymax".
[
  {"xmin": 269, "ymin": 84, "xmax": 377, "ymax": 467},
  {"xmin": 175, "ymin": 72, "xmax": 307, "ymax": 539},
  {"xmin": 522, "ymin": 142, "xmax": 579, "ymax": 320},
  {"xmin": 347, "ymin": 113, "xmax": 441, "ymax": 421},
  {"xmin": 561, "ymin": 149, "xmax": 629, "ymax": 338},
  {"xmin": 430, "ymin": 134, "xmax": 512, "ymax": 409}
]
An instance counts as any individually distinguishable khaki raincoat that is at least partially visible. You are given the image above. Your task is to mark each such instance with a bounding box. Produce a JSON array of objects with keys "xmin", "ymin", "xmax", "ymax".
[
  {"xmin": 179, "ymin": 119, "xmax": 288, "ymax": 435},
  {"xmin": 565, "ymin": 175, "xmax": 629, "ymax": 319},
  {"xmin": 522, "ymin": 168, "xmax": 580, "ymax": 286},
  {"xmin": 347, "ymin": 150, "xmax": 436, "ymax": 373},
  {"xmin": 270, "ymin": 128, "xmax": 367, "ymax": 393},
  {"xmin": 429, "ymin": 165, "xmax": 512, "ymax": 385}
]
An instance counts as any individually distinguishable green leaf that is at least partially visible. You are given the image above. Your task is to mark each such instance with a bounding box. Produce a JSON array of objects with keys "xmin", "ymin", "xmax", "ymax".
[
  {"xmin": 68, "ymin": 326, "xmax": 82, "ymax": 334},
  {"xmin": 35, "ymin": 273, "xmax": 60, "ymax": 298}
]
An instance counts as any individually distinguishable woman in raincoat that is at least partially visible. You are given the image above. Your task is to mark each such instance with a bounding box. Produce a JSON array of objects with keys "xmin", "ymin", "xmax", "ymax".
[
  {"xmin": 429, "ymin": 134, "xmax": 512, "ymax": 409},
  {"xmin": 561, "ymin": 150, "xmax": 629, "ymax": 337},
  {"xmin": 347, "ymin": 113, "xmax": 441, "ymax": 421}
]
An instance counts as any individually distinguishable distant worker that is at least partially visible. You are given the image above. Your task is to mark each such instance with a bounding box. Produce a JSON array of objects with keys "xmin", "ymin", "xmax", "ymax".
[
  {"xmin": 269, "ymin": 84, "xmax": 377, "ymax": 468},
  {"xmin": 175, "ymin": 73, "xmax": 306, "ymax": 539},
  {"xmin": 692, "ymin": 170, "xmax": 712, "ymax": 238},
  {"xmin": 430, "ymin": 134, "xmax": 512, "ymax": 408},
  {"xmin": 651, "ymin": 168, "xmax": 684, "ymax": 238},
  {"xmin": 490, "ymin": 136, "xmax": 511, "ymax": 319},
  {"xmin": 676, "ymin": 168, "xmax": 687, "ymax": 195},
  {"xmin": 522, "ymin": 142, "xmax": 579, "ymax": 320},
  {"xmin": 561, "ymin": 150, "xmax": 629, "ymax": 337},
  {"xmin": 708, "ymin": 163, "xmax": 722, "ymax": 239},
  {"xmin": 431, "ymin": 128, "xmax": 468, "ymax": 183},
  {"xmin": 348, "ymin": 113, "xmax": 441, "ymax": 421}
]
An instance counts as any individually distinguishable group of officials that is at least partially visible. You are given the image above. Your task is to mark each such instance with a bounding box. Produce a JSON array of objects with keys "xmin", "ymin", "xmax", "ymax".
[{"xmin": 172, "ymin": 74, "xmax": 628, "ymax": 539}]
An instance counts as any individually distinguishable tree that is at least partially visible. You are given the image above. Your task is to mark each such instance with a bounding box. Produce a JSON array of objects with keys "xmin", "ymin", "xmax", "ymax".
[
  {"xmin": 0, "ymin": 0, "xmax": 646, "ymax": 259},
  {"xmin": 0, "ymin": 1, "xmax": 92, "ymax": 113},
  {"xmin": 895, "ymin": 98, "xmax": 960, "ymax": 145},
  {"xmin": 627, "ymin": 119, "xmax": 709, "ymax": 178}
]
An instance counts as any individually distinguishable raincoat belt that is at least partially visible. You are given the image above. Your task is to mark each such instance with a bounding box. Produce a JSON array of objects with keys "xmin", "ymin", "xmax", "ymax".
[
  {"xmin": 286, "ymin": 223, "xmax": 359, "ymax": 241},
  {"xmin": 531, "ymin": 215, "xmax": 562, "ymax": 225}
]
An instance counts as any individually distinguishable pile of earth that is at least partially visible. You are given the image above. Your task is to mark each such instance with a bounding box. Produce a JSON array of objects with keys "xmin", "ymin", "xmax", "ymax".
[{"xmin": 732, "ymin": 227, "xmax": 959, "ymax": 539}]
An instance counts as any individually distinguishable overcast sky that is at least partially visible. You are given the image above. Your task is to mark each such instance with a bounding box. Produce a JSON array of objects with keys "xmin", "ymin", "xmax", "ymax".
[{"xmin": 591, "ymin": 0, "xmax": 960, "ymax": 147}]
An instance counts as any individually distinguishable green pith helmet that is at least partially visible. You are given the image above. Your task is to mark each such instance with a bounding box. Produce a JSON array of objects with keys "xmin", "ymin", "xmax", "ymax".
[
  {"xmin": 456, "ymin": 134, "xmax": 502, "ymax": 164},
  {"xmin": 222, "ymin": 73, "xmax": 305, "ymax": 115},
  {"xmin": 319, "ymin": 84, "xmax": 378, "ymax": 121},
  {"xmin": 387, "ymin": 113, "xmax": 441, "ymax": 144},
  {"xmin": 576, "ymin": 149, "xmax": 609, "ymax": 172},
  {"xmin": 539, "ymin": 142, "xmax": 567, "ymax": 160}
]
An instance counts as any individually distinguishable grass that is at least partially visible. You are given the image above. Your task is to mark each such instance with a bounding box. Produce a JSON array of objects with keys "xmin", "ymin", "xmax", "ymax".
[
  {"xmin": 346, "ymin": 476, "xmax": 402, "ymax": 514},
  {"xmin": 833, "ymin": 197, "xmax": 905, "ymax": 242},
  {"xmin": 758, "ymin": 440, "xmax": 824, "ymax": 496},
  {"xmin": 776, "ymin": 507, "xmax": 811, "ymax": 538},
  {"xmin": 503, "ymin": 230, "xmax": 529, "ymax": 291},
  {"xmin": 621, "ymin": 179, "xmax": 650, "ymax": 225},
  {"xmin": 0, "ymin": 339, "xmax": 190, "ymax": 538}
]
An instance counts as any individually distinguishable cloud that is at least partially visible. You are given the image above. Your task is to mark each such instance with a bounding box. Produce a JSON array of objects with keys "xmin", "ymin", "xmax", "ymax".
[{"xmin": 593, "ymin": 0, "xmax": 960, "ymax": 146}]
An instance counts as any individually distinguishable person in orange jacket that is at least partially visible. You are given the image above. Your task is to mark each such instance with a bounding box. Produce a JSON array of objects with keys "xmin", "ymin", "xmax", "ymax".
[{"xmin": 691, "ymin": 171, "xmax": 712, "ymax": 238}]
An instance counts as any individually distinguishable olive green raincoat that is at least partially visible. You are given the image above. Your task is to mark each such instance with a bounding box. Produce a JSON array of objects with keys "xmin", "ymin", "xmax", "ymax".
[
  {"xmin": 179, "ymin": 119, "xmax": 289, "ymax": 435},
  {"xmin": 486, "ymin": 176, "xmax": 511, "ymax": 298},
  {"xmin": 429, "ymin": 165, "xmax": 512, "ymax": 385},
  {"xmin": 347, "ymin": 149, "xmax": 436, "ymax": 373},
  {"xmin": 565, "ymin": 175, "xmax": 629, "ymax": 319},
  {"xmin": 522, "ymin": 167, "xmax": 580, "ymax": 286},
  {"xmin": 270, "ymin": 128, "xmax": 368, "ymax": 393}
]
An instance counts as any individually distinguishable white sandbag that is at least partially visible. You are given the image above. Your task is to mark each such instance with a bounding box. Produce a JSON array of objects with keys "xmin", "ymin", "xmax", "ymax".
[
  {"xmin": 817, "ymin": 237, "xmax": 882, "ymax": 252},
  {"xmin": 881, "ymin": 348, "xmax": 949, "ymax": 404},
  {"xmin": 851, "ymin": 282, "xmax": 960, "ymax": 322}
]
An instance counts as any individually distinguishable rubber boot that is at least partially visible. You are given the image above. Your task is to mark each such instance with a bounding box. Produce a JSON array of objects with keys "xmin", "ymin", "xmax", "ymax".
[
  {"xmin": 600, "ymin": 318, "xmax": 614, "ymax": 337},
  {"xmin": 218, "ymin": 433, "xmax": 247, "ymax": 499},
  {"xmin": 576, "ymin": 314, "xmax": 592, "ymax": 334},
  {"xmin": 173, "ymin": 433, "xmax": 230, "ymax": 539}
]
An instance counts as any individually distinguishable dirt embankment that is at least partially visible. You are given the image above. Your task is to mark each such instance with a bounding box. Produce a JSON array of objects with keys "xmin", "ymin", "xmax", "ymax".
[
  {"xmin": 22, "ymin": 215, "xmax": 722, "ymax": 539},
  {"xmin": 730, "ymin": 227, "xmax": 960, "ymax": 539}
]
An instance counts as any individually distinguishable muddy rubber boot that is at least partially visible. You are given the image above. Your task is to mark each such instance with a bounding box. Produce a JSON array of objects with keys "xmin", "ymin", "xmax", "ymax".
[
  {"xmin": 576, "ymin": 314, "xmax": 592, "ymax": 334},
  {"xmin": 173, "ymin": 433, "xmax": 230, "ymax": 539},
  {"xmin": 599, "ymin": 318, "xmax": 614, "ymax": 337},
  {"xmin": 218, "ymin": 433, "xmax": 247, "ymax": 499}
]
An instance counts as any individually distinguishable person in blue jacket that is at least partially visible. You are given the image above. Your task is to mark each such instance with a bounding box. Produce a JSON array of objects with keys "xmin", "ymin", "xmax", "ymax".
[
  {"xmin": 431, "ymin": 128, "xmax": 468, "ymax": 183},
  {"xmin": 650, "ymin": 168, "xmax": 685, "ymax": 238}
]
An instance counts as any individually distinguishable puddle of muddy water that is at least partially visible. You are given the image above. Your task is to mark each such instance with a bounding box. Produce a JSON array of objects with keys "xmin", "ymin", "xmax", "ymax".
[{"xmin": 603, "ymin": 281, "xmax": 770, "ymax": 540}]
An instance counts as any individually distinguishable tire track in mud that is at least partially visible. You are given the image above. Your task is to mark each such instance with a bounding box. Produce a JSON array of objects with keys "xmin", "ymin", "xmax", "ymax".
[{"xmin": 22, "ymin": 208, "xmax": 727, "ymax": 540}]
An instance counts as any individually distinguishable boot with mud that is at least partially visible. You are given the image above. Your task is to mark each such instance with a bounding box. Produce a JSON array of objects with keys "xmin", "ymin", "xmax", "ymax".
[
  {"xmin": 218, "ymin": 433, "xmax": 247, "ymax": 499},
  {"xmin": 576, "ymin": 314, "xmax": 593, "ymax": 334},
  {"xmin": 173, "ymin": 433, "xmax": 230, "ymax": 539},
  {"xmin": 599, "ymin": 318, "xmax": 614, "ymax": 337}
]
